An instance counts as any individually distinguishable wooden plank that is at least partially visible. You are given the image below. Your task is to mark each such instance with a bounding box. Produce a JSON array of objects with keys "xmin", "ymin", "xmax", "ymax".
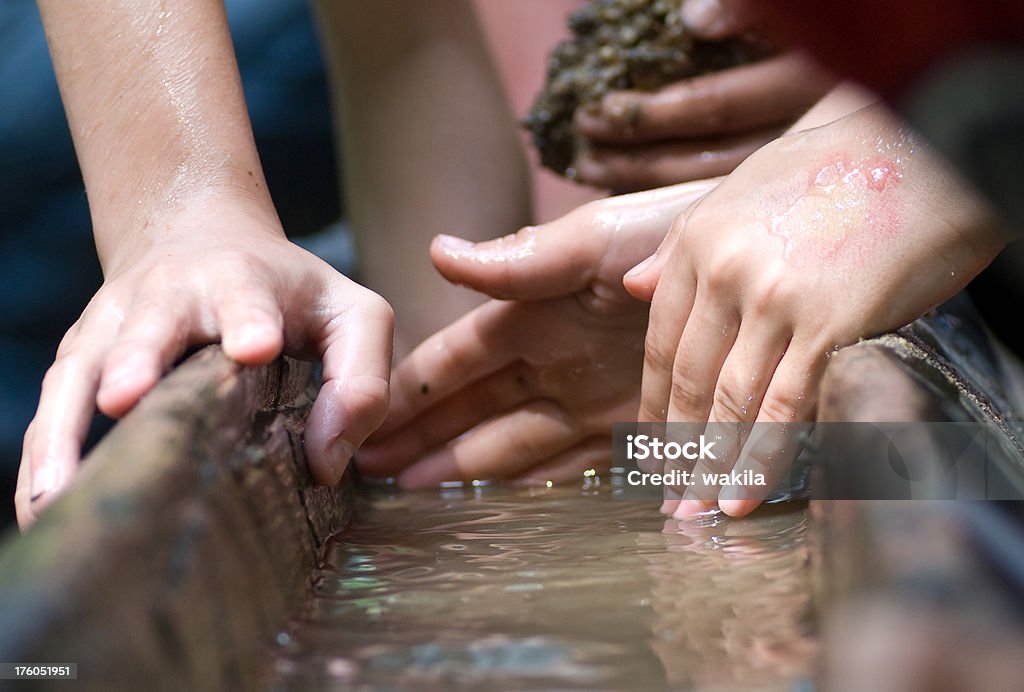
[{"xmin": 0, "ymin": 347, "xmax": 348, "ymax": 691}]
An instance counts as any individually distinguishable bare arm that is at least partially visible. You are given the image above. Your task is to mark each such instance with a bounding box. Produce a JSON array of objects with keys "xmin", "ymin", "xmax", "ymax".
[
  {"xmin": 315, "ymin": 0, "xmax": 532, "ymax": 354},
  {"xmin": 37, "ymin": 0, "xmax": 271, "ymax": 264},
  {"xmin": 20, "ymin": 0, "xmax": 393, "ymax": 526}
]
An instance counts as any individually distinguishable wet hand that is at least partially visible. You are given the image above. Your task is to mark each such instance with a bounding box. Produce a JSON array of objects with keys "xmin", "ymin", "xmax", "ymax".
[
  {"xmin": 16, "ymin": 199, "xmax": 393, "ymax": 527},
  {"xmin": 624, "ymin": 104, "xmax": 1007, "ymax": 518},
  {"xmin": 573, "ymin": 0, "xmax": 833, "ymax": 193},
  {"xmin": 357, "ymin": 181, "xmax": 718, "ymax": 487}
]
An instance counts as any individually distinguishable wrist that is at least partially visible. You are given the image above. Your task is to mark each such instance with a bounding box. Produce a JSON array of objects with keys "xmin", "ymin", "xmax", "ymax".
[{"xmin": 96, "ymin": 188, "xmax": 286, "ymax": 276}]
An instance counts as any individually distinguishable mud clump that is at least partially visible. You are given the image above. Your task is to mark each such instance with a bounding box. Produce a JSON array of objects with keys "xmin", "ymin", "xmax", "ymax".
[{"xmin": 525, "ymin": 0, "xmax": 772, "ymax": 177}]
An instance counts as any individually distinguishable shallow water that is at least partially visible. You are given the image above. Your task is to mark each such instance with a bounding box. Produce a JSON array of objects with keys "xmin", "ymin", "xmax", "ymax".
[{"xmin": 269, "ymin": 480, "xmax": 815, "ymax": 691}]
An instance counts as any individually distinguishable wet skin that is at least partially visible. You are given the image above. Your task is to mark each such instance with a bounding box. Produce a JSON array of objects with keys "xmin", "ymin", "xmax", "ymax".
[{"xmin": 625, "ymin": 102, "xmax": 1007, "ymax": 518}]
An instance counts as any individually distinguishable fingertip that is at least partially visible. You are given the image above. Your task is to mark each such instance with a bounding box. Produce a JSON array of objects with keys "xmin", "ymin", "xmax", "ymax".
[
  {"xmin": 97, "ymin": 361, "xmax": 159, "ymax": 417},
  {"xmin": 222, "ymin": 321, "xmax": 284, "ymax": 365},
  {"xmin": 718, "ymin": 497, "xmax": 758, "ymax": 517},
  {"xmin": 430, "ymin": 234, "xmax": 476, "ymax": 281},
  {"xmin": 27, "ymin": 459, "xmax": 65, "ymax": 517},
  {"xmin": 623, "ymin": 255, "xmax": 659, "ymax": 302}
]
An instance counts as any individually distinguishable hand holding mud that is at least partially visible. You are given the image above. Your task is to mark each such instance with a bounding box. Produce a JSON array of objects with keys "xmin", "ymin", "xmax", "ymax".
[
  {"xmin": 625, "ymin": 103, "xmax": 1008, "ymax": 518},
  {"xmin": 564, "ymin": 0, "xmax": 835, "ymax": 192}
]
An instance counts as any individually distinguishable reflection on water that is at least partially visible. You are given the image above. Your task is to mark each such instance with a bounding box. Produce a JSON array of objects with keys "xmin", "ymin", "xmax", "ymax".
[{"xmin": 269, "ymin": 480, "xmax": 815, "ymax": 691}]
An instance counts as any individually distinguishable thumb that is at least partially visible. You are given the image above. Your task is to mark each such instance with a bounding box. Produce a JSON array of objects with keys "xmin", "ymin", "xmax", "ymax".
[{"xmin": 430, "ymin": 216, "xmax": 607, "ymax": 301}]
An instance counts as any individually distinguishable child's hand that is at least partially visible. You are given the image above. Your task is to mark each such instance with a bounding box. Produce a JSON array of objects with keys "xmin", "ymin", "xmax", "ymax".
[
  {"xmin": 624, "ymin": 104, "xmax": 1007, "ymax": 518},
  {"xmin": 357, "ymin": 180, "xmax": 718, "ymax": 487},
  {"xmin": 16, "ymin": 198, "xmax": 393, "ymax": 527},
  {"xmin": 573, "ymin": 0, "xmax": 833, "ymax": 193}
]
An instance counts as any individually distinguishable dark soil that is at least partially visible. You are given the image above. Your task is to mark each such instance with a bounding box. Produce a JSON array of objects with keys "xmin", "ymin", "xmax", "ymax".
[{"xmin": 524, "ymin": 0, "xmax": 772, "ymax": 177}]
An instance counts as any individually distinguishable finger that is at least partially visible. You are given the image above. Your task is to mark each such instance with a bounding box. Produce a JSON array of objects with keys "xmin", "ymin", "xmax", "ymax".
[
  {"xmin": 672, "ymin": 327, "xmax": 790, "ymax": 517},
  {"xmin": 666, "ymin": 291, "xmax": 739, "ymax": 423},
  {"xmin": 375, "ymin": 300, "xmax": 518, "ymax": 436},
  {"xmin": 305, "ymin": 286, "xmax": 394, "ymax": 486},
  {"xmin": 15, "ymin": 425, "xmax": 37, "ymax": 529},
  {"xmin": 210, "ymin": 276, "xmax": 285, "ymax": 366},
  {"xmin": 431, "ymin": 226, "xmax": 602, "ymax": 301},
  {"xmin": 513, "ymin": 437, "xmax": 612, "ymax": 486},
  {"xmin": 635, "ymin": 219, "xmax": 698, "ymax": 421},
  {"xmin": 576, "ymin": 53, "xmax": 832, "ymax": 143},
  {"xmin": 681, "ymin": 0, "xmax": 761, "ymax": 39},
  {"xmin": 574, "ymin": 127, "xmax": 778, "ymax": 192},
  {"xmin": 431, "ymin": 180, "xmax": 720, "ymax": 300},
  {"xmin": 717, "ymin": 347, "xmax": 823, "ymax": 516},
  {"xmin": 96, "ymin": 293, "xmax": 194, "ymax": 418},
  {"xmin": 396, "ymin": 401, "xmax": 585, "ymax": 489},
  {"xmin": 357, "ymin": 363, "xmax": 536, "ymax": 478},
  {"xmin": 707, "ymin": 325, "xmax": 790, "ymax": 425},
  {"xmin": 24, "ymin": 315, "xmax": 118, "ymax": 516}
]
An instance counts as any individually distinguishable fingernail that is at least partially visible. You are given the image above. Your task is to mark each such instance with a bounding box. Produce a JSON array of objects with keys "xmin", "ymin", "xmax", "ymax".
[
  {"xmin": 436, "ymin": 234, "xmax": 475, "ymax": 253},
  {"xmin": 719, "ymin": 498, "xmax": 749, "ymax": 517},
  {"xmin": 718, "ymin": 485, "xmax": 755, "ymax": 517},
  {"xmin": 625, "ymin": 253, "xmax": 657, "ymax": 277},
  {"xmin": 681, "ymin": 0, "xmax": 722, "ymax": 34},
  {"xmin": 30, "ymin": 463, "xmax": 60, "ymax": 502},
  {"xmin": 660, "ymin": 499, "xmax": 680, "ymax": 514}
]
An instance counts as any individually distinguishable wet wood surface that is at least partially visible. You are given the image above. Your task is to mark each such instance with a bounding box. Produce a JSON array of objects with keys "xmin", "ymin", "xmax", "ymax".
[{"xmin": 0, "ymin": 347, "xmax": 348, "ymax": 692}]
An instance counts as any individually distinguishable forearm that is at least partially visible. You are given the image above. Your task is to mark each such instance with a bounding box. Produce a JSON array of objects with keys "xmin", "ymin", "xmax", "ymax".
[
  {"xmin": 315, "ymin": 0, "xmax": 531, "ymax": 351},
  {"xmin": 37, "ymin": 0, "xmax": 277, "ymax": 271}
]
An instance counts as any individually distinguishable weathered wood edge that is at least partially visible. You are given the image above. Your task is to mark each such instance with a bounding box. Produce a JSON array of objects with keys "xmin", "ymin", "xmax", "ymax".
[
  {"xmin": 0, "ymin": 346, "xmax": 348, "ymax": 692},
  {"xmin": 812, "ymin": 323, "xmax": 1024, "ymax": 687}
]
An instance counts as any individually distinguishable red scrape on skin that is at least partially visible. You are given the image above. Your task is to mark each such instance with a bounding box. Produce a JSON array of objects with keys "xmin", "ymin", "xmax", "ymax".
[{"xmin": 764, "ymin": 150, "xmax": 905, "ymax": 265}]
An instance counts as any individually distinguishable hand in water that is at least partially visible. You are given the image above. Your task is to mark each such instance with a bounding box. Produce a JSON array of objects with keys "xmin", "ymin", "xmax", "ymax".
[
  {"xmin": 625, "ymin": 103, "xmax": 1008, "ymax": 518},
  {"xmin": 16, "ymin": 198, "xmax": 393, "ymax": 527},
  {"xmin": 573, "ymin": 0, "xmax": 834, "ymax": 193},
  {"xmin": 357, "ymin": 181, "xmax": 718, "ymax": 487}
]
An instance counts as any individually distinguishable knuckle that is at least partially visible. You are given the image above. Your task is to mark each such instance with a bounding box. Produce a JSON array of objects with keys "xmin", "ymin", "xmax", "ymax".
[
  {"xmin": 669, "ymin": 376, "xmax": 708, "ymax": 418},
  {"xmin": 712, "ymin": 379, "xmax": 750, "ymax": 422},
  {"xmin": 644, "ymin": 331, "xmax": 677, "ymax": 375},
  {"xmin": 759, "ymin": 388, "xmax": 805, "ymax": 423},
  {"xmin": 705, "ymin": 243, "xmax": 747, "ymax": 289}
]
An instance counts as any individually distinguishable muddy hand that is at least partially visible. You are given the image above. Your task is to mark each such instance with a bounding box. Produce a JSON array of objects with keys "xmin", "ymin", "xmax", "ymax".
[
  {"xmin": 16, "ymin": 200, "xmax": 393, "ymax": 528},
  {"xmin": 573, "ymin": 0, "xmax": 834, "ymax": 193},
  {"xmin": 624, "ymin": 103, "xmax": 1008, "ymax": 518},
  {"xmin": 357, "ymin": 180, "xmax": 719, "ymax": 487}
]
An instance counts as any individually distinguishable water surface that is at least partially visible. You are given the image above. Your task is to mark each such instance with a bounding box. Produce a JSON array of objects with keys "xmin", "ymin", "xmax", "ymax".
[{"xmin": 270, "ymin": 480, "xmax": 814, "ymax": 691}]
